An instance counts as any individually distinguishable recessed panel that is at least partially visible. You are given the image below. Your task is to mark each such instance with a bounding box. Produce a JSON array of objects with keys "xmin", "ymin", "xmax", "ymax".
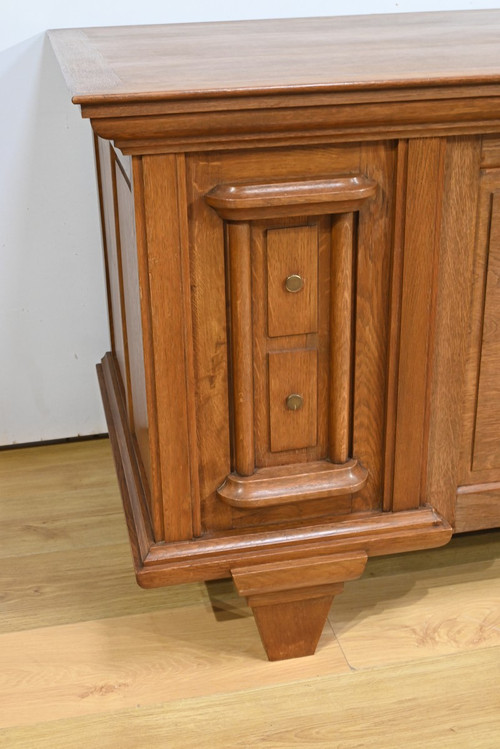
[
  {"xmin": 268, "ymin": 349, "xmax": 318, "ymax": 452},
  {"xmin": 267, "ymin": 225, "xmax": 318, "ymax": 337},
  {"xmin": 473, "ymin": 192, "xmax": 500, "ymax": 471}
]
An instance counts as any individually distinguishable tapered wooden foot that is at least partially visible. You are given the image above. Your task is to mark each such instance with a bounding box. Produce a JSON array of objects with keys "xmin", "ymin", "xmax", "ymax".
[{"xmin": 232, "ymin": 551, "xmax": 367, "ymax": 660}]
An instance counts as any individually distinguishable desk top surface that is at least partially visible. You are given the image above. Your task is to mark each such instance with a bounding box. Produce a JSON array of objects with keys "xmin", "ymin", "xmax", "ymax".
[{"xmin": 49, "ymin": 10, "xmax": 500, "ymax": 105}]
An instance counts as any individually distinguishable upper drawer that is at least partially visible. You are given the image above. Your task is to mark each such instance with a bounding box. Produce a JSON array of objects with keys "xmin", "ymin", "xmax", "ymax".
[{"xmin": 267, "ymin": 225, "xmax": 318, "ymax": 337}]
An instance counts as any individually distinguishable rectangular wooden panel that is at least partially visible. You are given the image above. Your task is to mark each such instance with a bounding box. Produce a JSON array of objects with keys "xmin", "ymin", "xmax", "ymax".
[
  {"xmin": 268, "ymin": 349, "xmax": 317, "ymax": 452},
  {"xmin": 267, "ymin": 225, "xmax": 318, "ymax": 337},
  {"xmin": 115, "ymin": 163, "xmax": 152, "ymax": 494},
  {"xmin": 481, "ymin": 137, "xmax": 500, "ymax": 168},
  {"xmin": 253, "ymin": 216, "xmax": 330, "ymax": 470},
  {"xmin": 352, "ymin": 141, "xmax": 396, "ymax": 513},
  {"xmin": 140, "ymin": 154, "xmax": 196, "ymax": 541},
  {"xmin": 186, "ymin": 144, "xmax": 388, "ymax": 528},
  {"xmin": 472, "ymin": 192, "xmax": 500, "ymax": 471},
  {"xmin": 424, "ymin": 137, "xmax": 481, "ymax": 524},
  {"xmin": 392, "ymin": 137, "xmax": 444, "ymax": 511},
  {"xmin": 96, "ymin": 138, "xmax": 126, "ymax": 394}
]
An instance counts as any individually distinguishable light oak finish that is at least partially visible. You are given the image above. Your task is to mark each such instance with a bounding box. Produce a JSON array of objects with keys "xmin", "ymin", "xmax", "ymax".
[
  {"xmin": 48, "ymin": 13, "xmax": 500, "ymax": 102},
  {"xmin": 49, "ymin": 12, "xmax": 500, "ymax": 659},
  {"xmin": 0, "ymin": 441, "xmax": 499, "ymax": 747},
  {"xmin": 472, "ymin": 192, "xmax": 500, "ymax": 471},
  {"xmin": 232, "ymin": 552, "xmax": 367, "ymax": 660}
]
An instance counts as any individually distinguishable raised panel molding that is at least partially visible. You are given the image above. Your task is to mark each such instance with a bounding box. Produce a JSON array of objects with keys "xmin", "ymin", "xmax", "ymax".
[{"xmin": 207, "ymin": 175, "xmax": 375, "ymax": 509}]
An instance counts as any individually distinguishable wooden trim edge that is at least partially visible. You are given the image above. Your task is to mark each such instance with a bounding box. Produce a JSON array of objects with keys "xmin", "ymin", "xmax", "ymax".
[
  {"xmin": 97, "ymin": 353, "xmax": 155, "ymax": 565},
  {"xmin": 98, "ymin": 349, "xmax": 452, "ymax": 588},
  {"xmin": 216, "ymin": 459, "xmax": 367, "ymax": 508}
]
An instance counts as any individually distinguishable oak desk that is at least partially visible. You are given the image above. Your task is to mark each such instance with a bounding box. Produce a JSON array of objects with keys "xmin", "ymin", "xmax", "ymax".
[{"xmin": 50, "ymin": 11, "xmax": 500, "ymax": 659}]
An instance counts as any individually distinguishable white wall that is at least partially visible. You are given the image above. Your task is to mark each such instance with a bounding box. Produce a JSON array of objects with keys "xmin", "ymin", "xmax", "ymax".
[{"xmin": 1, "ymin": 1, "xmax": 499, "ymax": 445}]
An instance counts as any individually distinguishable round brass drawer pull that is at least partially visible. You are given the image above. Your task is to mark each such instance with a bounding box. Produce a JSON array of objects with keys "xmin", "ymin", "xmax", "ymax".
[
  {"xmin": 285, "ymin": 274, "xmax": 304, "ymax": 293},
  {"xmin": 286, "ymin": 393, "xmax": 304, "ymax": 411}
]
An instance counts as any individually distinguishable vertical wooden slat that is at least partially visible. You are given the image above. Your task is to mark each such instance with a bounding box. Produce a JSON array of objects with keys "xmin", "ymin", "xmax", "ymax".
[
  {"xmin": 383, "ymin": 140, "xmax": 408, "ymax": 511},
  {"xmin": 392, "ymin": 137, "xmax": 445, "ymax": 511},
  {"xmin": 110, "ymin": 147, "xmax": 134, "ymax": 426},
  {"xmin": 115, "ymin": 161, "xmax": 139, "ymax": 433},
  {"xmin": 95, "ymin": 139, "xmax": 130, "ymax": 410},
  {"xmin": 353, "ymin": 141, "xmax": 396, "ymax": 514},
  {"xmin": 329, "ymin": 213, "xmax": 354, "ymax": 464},
  {"xmin": 425, "ymin": 137, "xmax": 481, "ymax": 522},
  {"xmin": 228, "ymin": 222, "xmax": 255, "ymax": 476},
  {"xmin": 141, "ymin": 154, "xmax": 194, "ymax": 541},
  {"xmin": 131, "ymin": 157, "xmax": 164, "ymax": 541},
  {"xmin": 175, "ymin": 154, "xmax": 202, "ymax": 537},
  {"xmin": 93, "ymin": 135, "xmax": 115, "ymax": 352}
]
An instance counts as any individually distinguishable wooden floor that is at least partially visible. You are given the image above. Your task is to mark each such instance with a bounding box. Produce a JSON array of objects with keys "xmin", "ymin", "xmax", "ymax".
[{"xmin": 0, "ymin": 439, "xmax": 499, "ymax": 748}]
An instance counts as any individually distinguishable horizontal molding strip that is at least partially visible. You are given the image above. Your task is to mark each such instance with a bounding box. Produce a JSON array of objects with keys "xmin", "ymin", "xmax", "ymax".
[
  {"xmin": 205, "ymin": 175, "xmax": 376, "ymax": 220},
  {"xmin": 217, "ymin": 459, "xmax": 367, "ymax": 508}
]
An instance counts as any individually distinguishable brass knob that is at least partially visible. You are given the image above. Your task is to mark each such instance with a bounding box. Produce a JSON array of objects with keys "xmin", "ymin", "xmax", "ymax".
[
  {"xmin": 285, "ymin": 274, "xmax": 304, "ymax": 293},
  {"xmin": 286, "ymin": 393, "xmax": 303, "ymax": 411}
]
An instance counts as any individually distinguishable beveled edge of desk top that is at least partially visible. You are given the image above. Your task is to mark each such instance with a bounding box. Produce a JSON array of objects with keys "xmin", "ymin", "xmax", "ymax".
[{"xmin": 48, "ymin": 10, "xmax": 500, "ymax": 108}]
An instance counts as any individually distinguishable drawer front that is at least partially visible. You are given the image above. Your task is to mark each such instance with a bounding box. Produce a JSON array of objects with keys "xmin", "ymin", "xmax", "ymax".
[
  {"xmin": 252, "ymin": 215, "xmax": 330, "ymax": 468},
  {"xmin": 267, "ymin": 225, "xmax": 318, "ymax": 337},
  {"xmin": 268, "ymin": 349, "xmax": 318, "ymax": 452}
]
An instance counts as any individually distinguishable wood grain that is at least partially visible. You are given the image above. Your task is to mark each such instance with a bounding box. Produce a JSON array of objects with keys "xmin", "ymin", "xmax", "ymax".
[
  {"xmin": 95, "ymin": 139, "xmax": 129, "ymax": 412},
  {"xmin": 48, "ymin": 13, "xmax": 500, "ymax": 103},
  {"xmin": 459, "ymin": 168, "xmax": 500, "ymax": 498},
  {"xmin": 268, "ymin": 349, "xmax": 317, "ymax": 453},
  {"xmin": 1, "ymin": 441, "xmax": 498, "ymax": 745},
  {"xmin": 330, "ymin": 212, "xmax": 354, "ymax": 464},
  {"xmin": 329, "ymin": 545, "xmax": 500, "ymax": 669},
  {"xmin": 2, "ymin": 647, "xmax": 499, "ymax": 747},
  {"xmin": 217, "ymin": 459, "xmax": 366, "ymax": 509},
  {"xmin": 49, "ymin": 12, "xmax": 500, "ymax": 661},
  {"xmin": 232, "ymin": 552, "xmax": 366, "ymax": 660},
  {"xmin": 392, "ymin": 138, "xmax": 445, "ymax": 511},
  {"xmin": 425, "ymin": 137, "xmax": 482, "ymax": 524},
  {"xmin": 226, "ymin": 222, "xmax": 254, "ymax": 476},
  {"xmin": 472, "ymin": 192, "xmax": 500, "ymax": 471},
  {"xmin": 455, "ymin": 490, "xmax": 500, "ymax": 533},
  {"xmin": 115, "ymin": 157, "xmax": 152, "ymax": 492},
  {"xmin": 266, "ymin": 225, "xmax": 318, "ymax": 338},
  {"xmin": 482, "ymin": 136, "xmax": 500, "ymax": 167},
  {"xmin": 383, "ymin": 139, "xmax": 408, "ymax": 510},
  {"xmin": 140, "ymin": 155, "xmax": 196, "ymax": 541},
  {"xmin": 205, "ymin": 175, "xmax": 377, "ymax": 220},
  {"xmin": 352, "ymin": 141, "xmax": 396, "ymax": 513},
  {"xmin": 251, "ymin": 216, "xmax": 330, "ymax": 470}
]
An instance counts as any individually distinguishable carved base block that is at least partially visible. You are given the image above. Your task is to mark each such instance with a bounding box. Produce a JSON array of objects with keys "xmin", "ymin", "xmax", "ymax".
[{"xmin": 232, "ymin": 551, "xmax": 367, "ymax": 660}]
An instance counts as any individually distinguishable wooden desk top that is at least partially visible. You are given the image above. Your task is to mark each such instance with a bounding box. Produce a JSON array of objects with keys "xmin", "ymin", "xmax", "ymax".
[{"xmin": 49, "ymin": 10, "xmax": 500, "ymax": 106}]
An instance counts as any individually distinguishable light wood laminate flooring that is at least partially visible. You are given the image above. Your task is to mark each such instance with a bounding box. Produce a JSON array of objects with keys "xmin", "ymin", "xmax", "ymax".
[{"xmin": 0, "ymin": 439, "xmax": 499, "ymax": 747}]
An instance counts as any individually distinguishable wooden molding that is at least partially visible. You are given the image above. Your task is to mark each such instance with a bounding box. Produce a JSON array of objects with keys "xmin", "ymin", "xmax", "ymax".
[
  {"xmin": 217, "ymin": 459, "xmax": 367, "ymax": 508},
  {"xmin": 207, "ymin": 175, "xmax": 375, "ymax": 505},
  {"xmin": 97, "ymin": 354, "xmax": 154, "ymax": 563},
  {"xmin": 205, "ymin": 175, "xmax": 377, "ymax": 220}
]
